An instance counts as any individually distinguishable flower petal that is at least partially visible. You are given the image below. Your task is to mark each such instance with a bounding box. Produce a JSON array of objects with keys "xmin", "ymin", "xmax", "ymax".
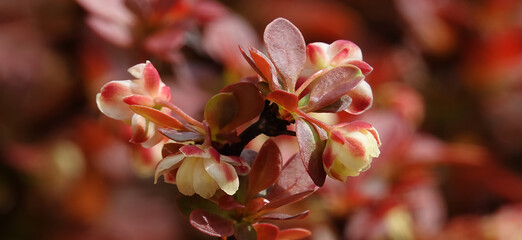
[
  {"xmin": 346, "ymin": 80, "xmax": 373, "ymax": 115},
  {"xmin": 128, "ymin": 63, "xmax": 146, "ymax": 79},
  {"xmin": 176, "ymin": 157, "xmax": 198, "ymax": 196},
  {"xmin": 155, "ymin": 153, "xmax": 185, "ymax": 183},
  {"xmin": 204, "ymin": 158, "xmax": 239, "ymax": 195},
  {"xmin": 96, "ymin": 80, "xmax": 134, "ymax": 120},
  {"xmin": 193, "ymin": 159, "xmax": 219, "ymax": 199}
]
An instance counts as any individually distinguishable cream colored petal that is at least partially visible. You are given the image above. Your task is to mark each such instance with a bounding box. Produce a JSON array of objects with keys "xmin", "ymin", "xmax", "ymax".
[
  {"xmin": 192, "ymin": 159, "xmax": 219, "ymax": 199},
  {"xmin": 141, "ymin": 123, "xmax": 164, "ymax": 148},
  {"xmin": 128, "ymin": 63, "xmax": 146, "ymax": 79},
  {"xmin": 96, "ymin": 80, "xmax": 134, "ymax": 121},
  {"xmin": 176, "ymin": 157, "xmax": 198, "ymax": 196},
  {"xmin": 204, "ymin": 159, "xmax": 239, "ymax": 195},
  {"xmin": 154, "ymin": 154, "xmax": 185, "ymax": 183}
]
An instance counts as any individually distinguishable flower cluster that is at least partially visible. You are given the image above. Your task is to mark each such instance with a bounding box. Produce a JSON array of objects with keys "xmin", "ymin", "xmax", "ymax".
[{"xmin": 96, "ymin": 18, "xmax": 381, "ymax": 239}]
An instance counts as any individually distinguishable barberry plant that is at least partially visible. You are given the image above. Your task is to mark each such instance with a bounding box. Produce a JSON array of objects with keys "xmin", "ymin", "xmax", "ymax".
[{"xmin": 96, "ymin": 18, "xmax": 381, "ymax": 239}]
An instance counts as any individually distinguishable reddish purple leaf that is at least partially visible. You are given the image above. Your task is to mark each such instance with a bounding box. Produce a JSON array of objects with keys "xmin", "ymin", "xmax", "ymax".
[
  {"xmin": 253, "ymin": 223, "xmax": 279, "ymax": 240},
  {"xmin": 244, "ymin": 198, "xmax": 270, "ymax": 215},
  {"xmin": 129, "ymin": 105, "xmax": 187, "ymax": 130},
  {"xmin": 204, "ymin": 92, "xmax": 238, "ymax": 136},
  {"xmin": 278, "ymin": 228, "xmax": 312, "ymax": 240},
  {"xmin": 218, "ymin": 195, "xmax": 245, "ymax": 211},
  {"xmin": 249, "ymin": 47, "xmax": 281, "ymax": 91},
  {"xmin": 266, "ymin": 90, "xmax": 299, "ymax": 112},
  {"xmin": 304, "ymin": 65, "xmax": 364, "ymax": 112},
  {"xmin": 295, "ymin": 118, "xmax": 327, "ymax": 186},
  {"xmin": 234, "ymin": 223, "xmax": 257, "ymax": 240},
  {"xmin": 266, "ymin": 153, "xmax": 317, "ymax": 201},
  {"xmin": 257, "ymin": 210, "xmax": 310, "ymax": 221},
  {"xmin": 189, "ymin": 209, "xmax": 234, "ymax": 237},
  {"xmin": 263, "ymin": 190, "xmax": 315, "ymax": 212},
  {"xmin": 264, "ymin": 18, "xmax": 306, "ymax": 92},
  {"xmin": 220, "ymin": 82, "xmax": 264, "ymax": 132},
  {"xmin": 246, "ymin": 140, "xmax": 282, "ymax": 201},
  {"xmin": 159, "ymin": 129, "xmax": 205, "ymax": 142}
]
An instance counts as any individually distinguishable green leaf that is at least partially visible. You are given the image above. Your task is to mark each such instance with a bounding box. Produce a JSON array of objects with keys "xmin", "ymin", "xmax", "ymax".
[{"xmin": 204, "ymin": 92, "xmax": 239, "ymax": 139}]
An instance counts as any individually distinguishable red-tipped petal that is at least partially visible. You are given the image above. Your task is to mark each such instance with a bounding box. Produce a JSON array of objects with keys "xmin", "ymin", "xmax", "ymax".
[
  {"xmin": 123, "ymin": 95, "xmax": 154, "ymax": 106},
  {"xmin": 180, "ymin": 145, "xmax": 210, "ymax": 158},
  {"xmin": 204, "ymin": 159, "xmax": 239, "ymax": 195},
  {"xmin": 96, "ymin": 80, "xmax": 133, "ymax": 120},
  {"xmin": 345, "ymin": 81, "xmax": 373, "ymax": 115},
  {"xmin": 143, "ymin": 61, "xmax": 161, "ymax": 96}
]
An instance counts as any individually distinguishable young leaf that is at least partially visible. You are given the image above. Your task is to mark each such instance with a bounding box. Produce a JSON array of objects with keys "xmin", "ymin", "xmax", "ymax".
[
  {"xmin": 189, "ymin": 209, "xmax": 234, "ymax": 237},
  {"xmin": 263, "ymin": 190, "xmax": 315, "ymax": 212},
  {"xmin": 248, "ymin": 47, "xmax": 281, "ymax": 91},
  {"xmin": 204, "ymin": 92, "xmax": 239, "ymax": 137},
  {"xmin": 220, "ymin": 82, "xmax": 264, "ymax": 132},
  {"xmin": 265, "ymin": 154, "xmax": 317, "ymax": 201},
  {"xmin": 303, "ymin": 65, "xmax": 364, "ymax": 112},
  {"xmin": 257, "ymin": 210, "xmax": 310, "ymax": 221},
  {"xmin": 253, "ymin": 223, "xmax": 278, "ymax": 240},
  {"xmin": 264, "ymin": 18, "xmax": 306, "ymax": 92},
  {"xmin": 278, "ymin": 228, "xmax": 312, "ymax": 240},
  {"xmin": 266, "ymin": 90, "xmax": 299, "ymax": 112},
  {"xmin": 159, "ymin": 129, "xmax": 205, "ymax": 142},
  {"xmin": 295, "ymin": 118, "xmax": 327, "ymax": 186},
  {"xmin": 129, "ymin": 105, "xmax": 187, "ymax": 130},
  {"xmin": 246, "ymin": 139, "xmax": 282, "ymax": 201}
]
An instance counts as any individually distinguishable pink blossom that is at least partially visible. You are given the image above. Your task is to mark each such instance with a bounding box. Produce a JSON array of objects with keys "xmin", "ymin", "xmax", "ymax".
[{"xmin": 96, "ymin": 61, "xmax": 171, "ymax": 147}]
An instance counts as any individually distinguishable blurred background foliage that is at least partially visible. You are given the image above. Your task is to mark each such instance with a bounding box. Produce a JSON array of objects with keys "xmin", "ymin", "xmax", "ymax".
[{"xmin": 1, "ymin": 0, "xmax": 522, "ymax": 239}]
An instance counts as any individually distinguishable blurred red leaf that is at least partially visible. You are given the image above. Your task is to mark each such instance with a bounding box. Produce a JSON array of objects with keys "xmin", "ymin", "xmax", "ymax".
[{"xmin": 189, "ymin": 209, "xmax": 234, "ymax": 237}]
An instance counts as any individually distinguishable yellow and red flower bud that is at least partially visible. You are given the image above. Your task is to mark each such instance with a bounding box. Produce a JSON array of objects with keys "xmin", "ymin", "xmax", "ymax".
[
  {"xmin": 323, "ymin": 121, "xmax": 381, "ymax": 182},
  {"xmin": 96, "ymin": 61, "xmax": 171, "ymax": 147},
  {"xmin": 154, "ymin": 145, "xmax": 250, "ymax": 199}
]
